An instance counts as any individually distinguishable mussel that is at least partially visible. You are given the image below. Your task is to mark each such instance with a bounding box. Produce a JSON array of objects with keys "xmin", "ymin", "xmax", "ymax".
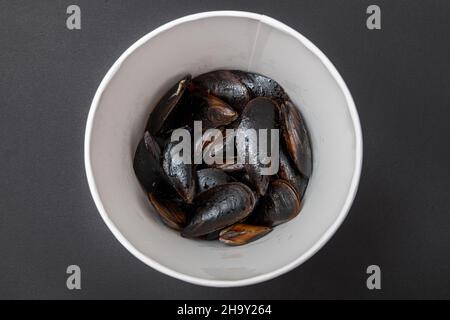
[
  {"xmin": 229, "ymin": 171, "xmax": 254, "ymax": 190},
  {"xmin": 148, "ymin": 193, "xmax": 188, "ymax": 230},
  {"xmin": 191, "ymin": 70, "xmax": 251, "ymax": 112},
  {"xmin": 219, "ymin": 224, "xmax": 272, "ymax": 246},
  {"xmin": 236, "ymin": 97, "xmax": 279, "ymax": 196},
  {"xmin": 278, "ymin": 100, "xmax": 312, "ymax": 177},
  {"xmin": 194, "ymin": 94, "xmax": 238, "ymax": 128},
  {"xmin": 163, "ymin": 93, "xmax": 238, "ymax": 132},
  {"xmin": 278, "ymin": 148, "xmax": 308, "ymax": 200},
  {"xmin": 181, "ymin": 182, "xmax": 256, "ymax": 238},
  {"xmin": 146, "ymin": 75, "xmax": 191, "ymax": 135},
  {"xmin": 162, "ymin": 134, "xmax": 196, "ymax": 203},
  {"xmin": 196, "ymin": 168, "xmax": 234, "ymax": 193},
  {"xmin": 133, "ymin": 131, "xmax": 164, "ymax": 193},
  {"xmin": 250, "ymin": 179, "xmax": 301, "ymax": 227},
  {"xmin": 233, "ymin": 70, "xmax": 288, "ymax": 102}
]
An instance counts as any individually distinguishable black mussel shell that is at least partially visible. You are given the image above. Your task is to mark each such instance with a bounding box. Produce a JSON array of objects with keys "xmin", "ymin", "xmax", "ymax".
[
  {"xmin": 162, "ymin": 133, "xmax": 196, "ymax": 203},
  {"xmin": 191, "ymin": 70, "xmax": 251, "ymax": 112},
  {"xmin": 250, "ymin": 179, "xmax": 301, "ymax": 227},
  {"xmin": 148, "ymin": 193, "xmax": 188, "ymax": 230},
  {"xmin": 195, "ymin": 94, "xmax": 238, "ymax": 128},
  {"xmin": 232, "ymin": 70, "xmax": 288, "ymax": 102},
  {"xmin": 228, "ymin": 171, "xmax": 253, "ymax": 189},
  {"xmin": 219, "ymin": 223, "xmax": 272, "ymax": 246},
  {"xmin": 181, "ymin": 182, "xmax": 256, "ymax": 238},
  {"xmin": 162, "ymin": 93, "xmax": 237, "ymax": 132},
  {"xmin": 279, "ymin": 100, "xmax": 312, "ymax": 178},
  {"xmin": 133, "ymin": 132, "xmax": 164, "ymax": 193},
  {"xmin": 196, "ymin": 168, "xmax": 235, "ymax": 193},
  {"xmin": 279, "ymin": 148, "xmax": 308, "ymax": 200},
  {"xmin": 146, "ymin": 75, "xmax": 191, "ymax": 135},
  {"xmin": 236, "ymin": 97, "xmax": 279, "ymax": 196}
]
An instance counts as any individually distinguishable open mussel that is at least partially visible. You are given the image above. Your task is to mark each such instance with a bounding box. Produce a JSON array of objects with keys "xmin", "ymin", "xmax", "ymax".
[
  {"xmin": 193, "ymin": 94, "xmax": 238, "ymax": 128},
  {"xmin": 191, "ymin": 70, "xmax": 251, "ymax": 112},
  {"xmin": 279, "ymin": 100, "xmax": 312, "ymax": 178},
  {"xmin": 250, "ymin": 179, "xmax": 301, "ymax": 227},
  {"xmin": 181, "ymin": 182, "xmax": 256, "ymax": 238},
  {"xmin": 148, "ymin": 193, "xmax": 188, "ymax": 231},
  {"xmin": 219, "ymin": 224, "xmax": 272, "ymax": 246},
  {"xmin": 163, "ymin": 93, "xmax": 238, "ymax": 132},
  {"xmin": 236, "ymin": 97, "xmax": 279, "ymax": 196},
  {"xmin": 146, "ymin": 75, "xmax": 191, "ymax": 135}
]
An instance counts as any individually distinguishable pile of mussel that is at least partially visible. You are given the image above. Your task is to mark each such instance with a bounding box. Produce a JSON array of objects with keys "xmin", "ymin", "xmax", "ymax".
[{"xmin": 134, "ymin": 70, "xmax": 312, "ymax": 246}]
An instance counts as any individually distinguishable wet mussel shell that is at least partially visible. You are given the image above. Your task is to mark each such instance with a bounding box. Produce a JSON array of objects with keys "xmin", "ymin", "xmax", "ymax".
[
  {"xmin": 146, "ymin": 75, "xmax": 191, "ymax": 135},
  {"xmin": 236, "ymin": 97, "xmax": 279, "ymax": 196},
  {"xmin": 196, "ymin": 168, "xmax": 235, "ymax": 193},
  {"xmin": 229, "ymin": 171, "xmax": 254, "ymax": 190},
  {"xmin": 219, "ymin": 223, "xmax": 272, "ymax": 246},
  {"xmin": 162, "ymin": 93, "xmax": 238, "ymax": 132},
  {"xmin": 162, "ymin": 135, "xmax": 196, "ymax": 203},
  {"xmin": 279, "ymin": 100, "xmax": 312, "ymax": 178},
  {"xmin": 133, "ymin": 132, "xmax": 164, "ymax": 193},
  {"xmin": 148, "ymin": 193, "xmax": 188, "ymax": 231},
  {"xmin": 279, "ymin": 148, "xmax": 309, "ymax": 201},
  {"xmin": 232, "ymin": 70, "xmax": 288, "ymax": 102},
  {"xmin": 196, "ymin": 94, "xmax": 238, "ymax": 128},
  {"xmin": 181, "ymin": 182, "xmax": 256, "ymax": 238},
  {"xmin": 250, "ymin": 179, "xmax": 301, "ymax": 227},
  {"xmin": 191, "ymin": 70, "xmax": 251, "ymax": 112}
]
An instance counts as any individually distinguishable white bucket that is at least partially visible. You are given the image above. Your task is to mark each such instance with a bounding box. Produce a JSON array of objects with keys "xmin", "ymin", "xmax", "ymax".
[{"xmin": 85, "ymin": 11, "xmax": 363, "ymax": 287}]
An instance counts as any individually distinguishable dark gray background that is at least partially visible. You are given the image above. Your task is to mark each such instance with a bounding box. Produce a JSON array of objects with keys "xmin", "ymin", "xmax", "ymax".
[{"xmin": 0, "ymin": 0, "xmax": 449, "ymax": 299}]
